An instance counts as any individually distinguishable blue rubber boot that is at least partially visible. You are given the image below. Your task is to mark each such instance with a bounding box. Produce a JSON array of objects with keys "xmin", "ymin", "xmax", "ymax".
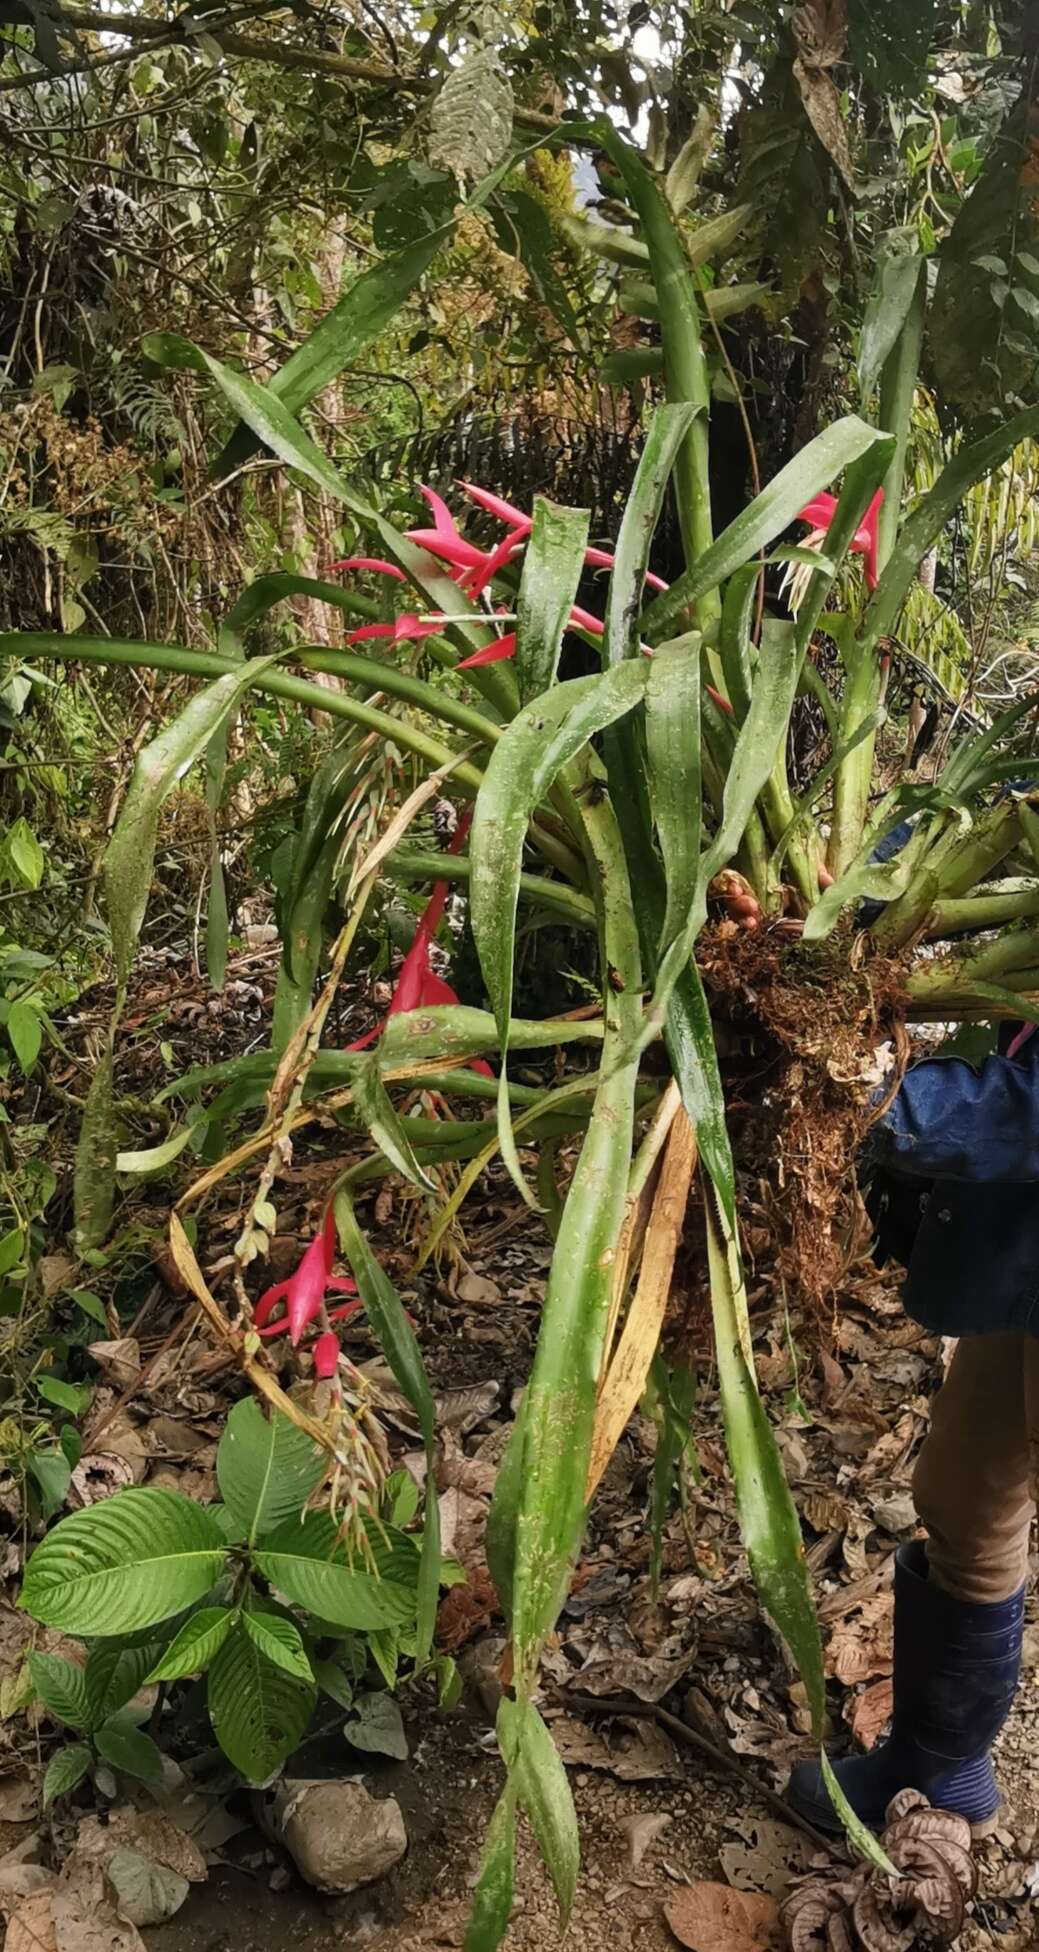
[{"xmin": 788, "ymin": 1541, "xmax": 1024, "ymax": 1835}]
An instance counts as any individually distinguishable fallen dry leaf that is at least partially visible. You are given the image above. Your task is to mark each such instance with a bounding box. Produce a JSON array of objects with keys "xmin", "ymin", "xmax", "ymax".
[
  {"xmin": 51, "ymin": 1856, "xmax": 147, "ymax": 1952},
  {"xmin": 718, "ymin": 1817, "xmax": 815, "ymax": 1899},
  {"xmin": 551, "ymin": 1714, "xmax": 681, "ymax": 1782},
  {"xmin": 87, "ymin": 1340, "xmax": 141, "ymax": 1387},
  {"xmin": 846, "ymin": 1677, "xmax": 894, "ymax": 1751},
  {"xmin": 572, "ymin": 1646, "xmax": 696, "ymax": 1704},
  {"xmin": 826, "ymin": 1592, "xmax": 893, "ymax": 1685},
  {"xmin": 664, "ymin": 1880, "xmax": 781, "ymax": 1952},
  {"xmin": 859, "ymin": 1408, "xmax": 922, "ymax": 1482},
  {"xmin": 104, "ymin": 1847, "xmax": 188, "ymax": 1927},
  {"xmin": 0, "ymin": 1770, "xmax": 39, "ymax": 1823},
  {"xmin": 801, "ymin": 1489, "xmax": 850, "ymax": 1535},
  {"xmin": 74, "ymin": 1812, "xmax": 206, "ymax": 1885},
  {"xmin": 6, "ymin": 1889, "xmax": 56, "ymax": 1952}
]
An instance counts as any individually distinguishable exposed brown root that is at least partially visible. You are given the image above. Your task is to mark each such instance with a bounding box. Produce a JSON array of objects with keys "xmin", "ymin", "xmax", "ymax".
[{"xmin": 696, "ymin": 921, "xmax": 910, "ymax": 1312}]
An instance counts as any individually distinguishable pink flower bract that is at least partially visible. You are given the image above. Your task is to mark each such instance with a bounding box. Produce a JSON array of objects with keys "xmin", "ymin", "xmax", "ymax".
[
  {"xmin": 796, "ymin": 488, "xmax": 883, "ymax": 590},
  {"xmin": 311, "ymin": 1330, "xmax": 341, "ymax": 1379},
  {"xmin": 254, "ymin": 1208, "xmax": 358, "ymax": 1346}
]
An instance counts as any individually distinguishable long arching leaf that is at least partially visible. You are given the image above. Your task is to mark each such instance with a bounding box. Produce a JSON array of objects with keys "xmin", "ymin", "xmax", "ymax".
[{"xmin": 469, "ymin": 662, "xmax": 649, "ymax": 1199}]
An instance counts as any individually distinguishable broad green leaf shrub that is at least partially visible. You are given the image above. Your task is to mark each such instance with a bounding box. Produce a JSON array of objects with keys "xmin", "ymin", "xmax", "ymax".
[{"xmin": 20, "ymin": 1399, "xmax": 441, "ymax": 1791}]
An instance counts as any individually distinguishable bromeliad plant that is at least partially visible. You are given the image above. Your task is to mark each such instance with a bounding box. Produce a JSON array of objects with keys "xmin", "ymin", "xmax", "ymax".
[
  {"xmin": 9, "ymin": 123, "xmax": 1039, "ymax": 1946},
  {"xmin": 19, "ymin": 1397, "xmax": 441, "ymax": 1798}
]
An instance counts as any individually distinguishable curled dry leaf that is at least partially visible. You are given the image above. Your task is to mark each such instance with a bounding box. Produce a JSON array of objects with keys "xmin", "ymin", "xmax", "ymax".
[
  {"xmin": 665, "ymin": 1880, "xmax": 781, "ymax": 1952},
  {"xmin": 780, "ymin": 1795, "xmax": 974, "ymax": 1951},
  {"xmin": 68, "ymin": 1454, "xmax": 138, "ymax": 1507}
]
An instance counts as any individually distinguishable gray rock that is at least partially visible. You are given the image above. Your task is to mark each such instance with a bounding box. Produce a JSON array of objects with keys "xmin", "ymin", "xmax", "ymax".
[{"xmin": 267, "ymin": 1779, "xmax": 407, "ymax": 1894}]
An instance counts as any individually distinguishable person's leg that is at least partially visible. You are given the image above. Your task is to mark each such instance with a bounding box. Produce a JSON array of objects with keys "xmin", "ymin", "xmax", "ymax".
[
  {"xmin": 789, "ymin": 1335, "xmax": 1031, "ymax": 1832},
  {"xmin": 914, "ymin": 1335, "xmax": 1032, "ymax": 1603}
]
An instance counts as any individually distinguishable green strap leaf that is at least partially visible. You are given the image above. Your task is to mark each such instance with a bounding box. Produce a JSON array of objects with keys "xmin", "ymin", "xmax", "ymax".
[
  {"xmin": 469, "ymin": 661, "xmax": 649, "ymax": 1200},
  {"xmin": 498, "ymin": 1699, "xmax": 578, "ymax": 1923},
  {"xmin": 464, "ymin": 1786, "xmax": 517, "ymax": 1952},
  {"xmin": 703, "ymin": 1192, "xmax": 892, "ymax": 1875},
  {"xmin": 514, "ymin": 497, "xmax": 590, "ymax": 704},
  {"xmin": 144, "ymin": 340, "xmax": 516, "ymax": 706},
  {"xmin": 217, "ymin": 1398, "xmax": 326, "ymax": 1547},
  {"xmin": 605, "ymin": 402, "xmax": 698, "ymax": 668},
  {"xmin": 333, "ymin": 1194, "xmax": 440, "ymax": 1664},
  {"xmin": 643, "ymin": 415, "xmax": 889, "ymax": 643},
  {"xmin": 105, "ymin": 657, "xmax": 279, "ymax": 990},
  {"xmin": 646, "ymin": 633, "xmax": 702, "ymax": 953},
  {"xmin": 20, "ymin": 1489, "xmax": 228, "ymax": 1636},
  {"xmin": 350, "ymin": 1054, "xmax": 437, "ymax": 1193},
  {"xmin": 498, "ymin": 801, "xmax": 643, "ymax": 1676},
  {"xmin": 858, "ymin": 253, "xmax": 925, "ymax": 400},
  {"xmin": 863, "ymin": 405, "xmax": 1039, "ymax": 652},
  {"xmin": 591, "ymin": 125, "xmax": 715, "ymax": 592},
  {"xmin": 212, "ymin": 148, "xmax": 520, "ymax": 476},
  {"xmin": 641, "ymin": 619, "xmax": 800, "ymax": 1046},
  {"xmin": 214, "ymin": 229, "xmax": 448, "ymax": 475},
  {"xmin": 718, "ymin": 565, "xmax": 757, "ymax": 721}
]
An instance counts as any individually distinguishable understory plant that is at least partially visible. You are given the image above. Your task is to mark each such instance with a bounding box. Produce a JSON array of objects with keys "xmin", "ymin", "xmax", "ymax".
[
  {"xmin": 20, "ymin": 1397, "xmax": 443, "ymax": 1796},
  {"xmin": 8, "ymin": 122, "xmax": 1039, "ymax": 1947}
]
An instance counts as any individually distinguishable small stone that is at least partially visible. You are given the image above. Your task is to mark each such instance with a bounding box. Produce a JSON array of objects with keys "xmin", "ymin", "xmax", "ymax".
[
  {"xmin": 268, "ymin": 1863, "xmax": 293, "ymax": 1893},
  {"xmin": 622, "ymin": 1813, "xmax": 671, "ymax": 1872},
  {"xmin": 459, "ymin": 1634, "xmax": 507, "ymax": 1721},
  {"xmin": 265, "ymin": 1780, "xmax": 407, "ymax": 1894}
]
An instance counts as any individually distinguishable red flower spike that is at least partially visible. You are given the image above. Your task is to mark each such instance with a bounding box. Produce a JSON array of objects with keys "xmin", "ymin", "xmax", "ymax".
[
  {"xmin": 583, "ymin": 545, "xmax": 669, "ymax": 593},
  {"xmin": 796, "ymin": 488, "xmax": 884, "ymax": 591},
  {"xmin": 569, "ymin": 605, "xmax": 605, "ymax": 635},
  {"xmin": 345, "ymin": 809, "xmax": 492, "ymax": 1077},
  {"xmin": 456, "ymin": 631, "xmax": 517, "ymax": 669},
  {"xmin": 405, "ymin": 527, "xmax": 486, "ymax": 570},
  {"xmin": 253, "ymin": 1209, "xmax": 358, "ymax": 1347},
  {"xmin": 458, "ymin": 481, "xmax": 530, "ymax": 528},
  {"xmin": 345, "ymin": 615, "xmax": 448, "ymax": 648},
  {"xmin": 312, "ymin": 1330, "xmax": 341, "ymax": 1379},
  {"xmin": 463, "ymin": 528, "xmax": 530, "ymax": 598},
  {"xmin": 325, "ymin": 556, "xmax": 406, "ymax": 581}
]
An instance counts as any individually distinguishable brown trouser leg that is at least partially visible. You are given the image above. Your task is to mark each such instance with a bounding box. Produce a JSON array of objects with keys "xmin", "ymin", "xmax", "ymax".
[{"xmin": 912, "ymin": 1334, "xmax": 1039, "ymax": 1606}]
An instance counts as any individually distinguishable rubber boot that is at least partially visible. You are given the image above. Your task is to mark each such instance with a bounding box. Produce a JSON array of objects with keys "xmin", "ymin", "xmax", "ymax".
[{"xmin": 787, "ymin": 1541, "xmax": 1024, "ymax": 1835}]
